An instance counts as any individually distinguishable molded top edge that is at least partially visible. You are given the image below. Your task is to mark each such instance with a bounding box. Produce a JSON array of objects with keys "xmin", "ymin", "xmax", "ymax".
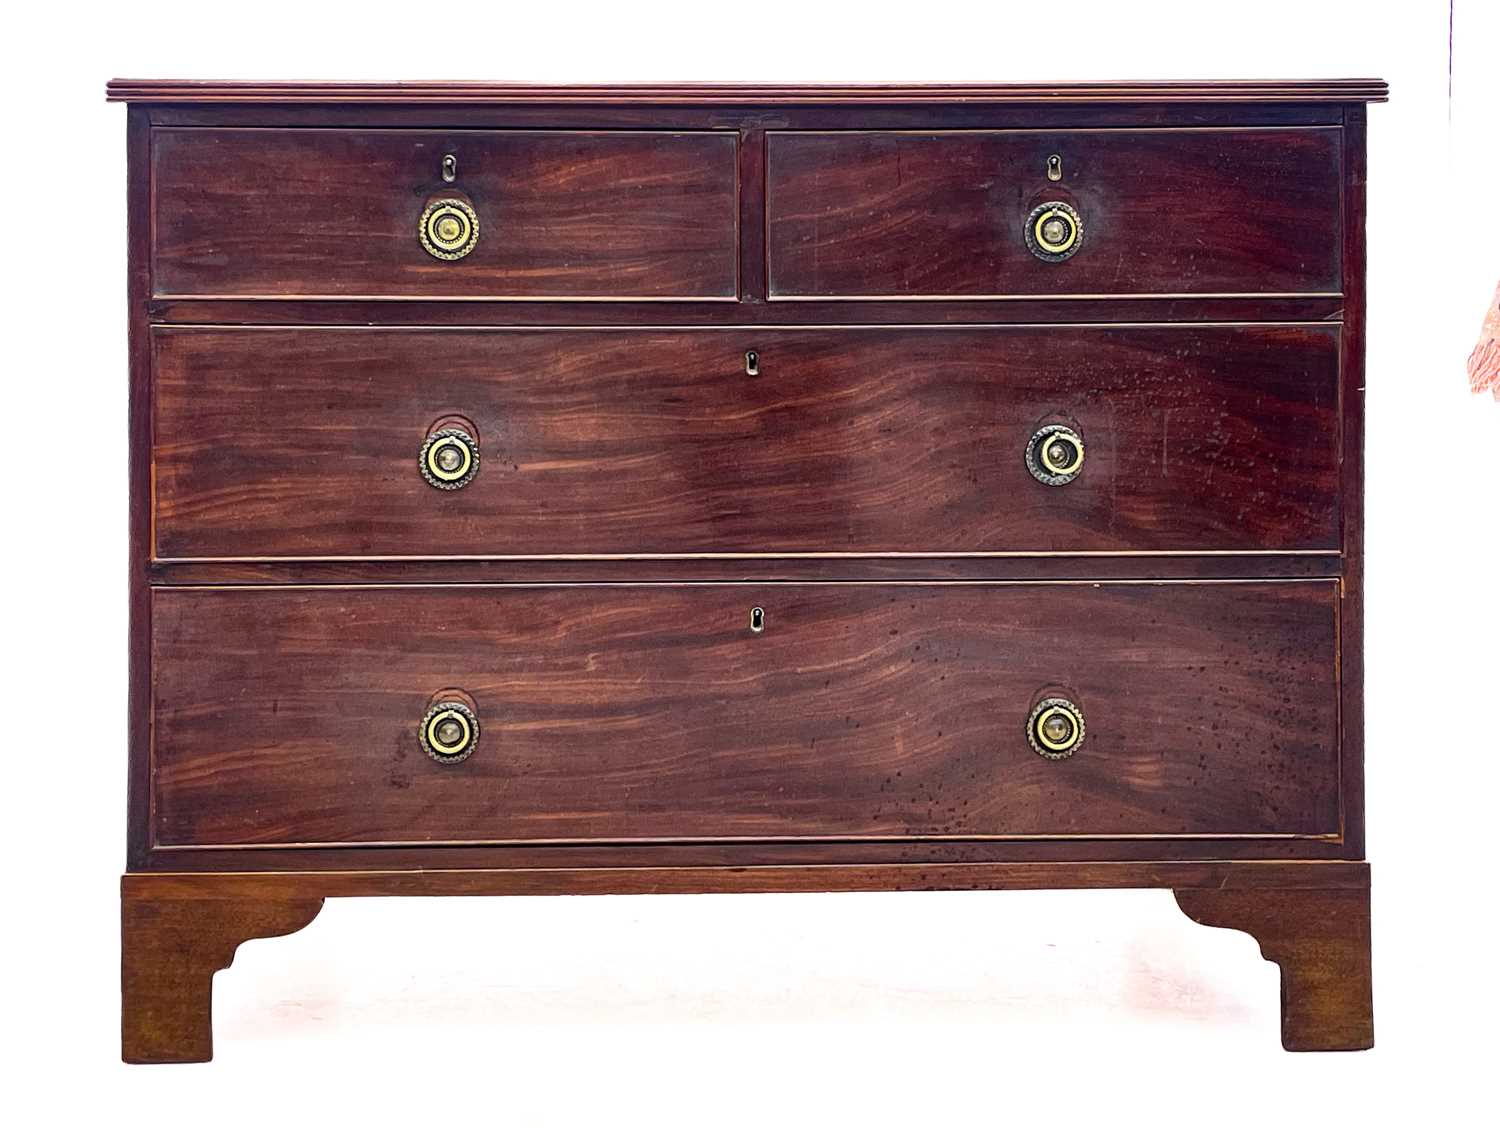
[{"xmin": 106, "ymin": 79, "xmax": 1390, "ymax": 105}]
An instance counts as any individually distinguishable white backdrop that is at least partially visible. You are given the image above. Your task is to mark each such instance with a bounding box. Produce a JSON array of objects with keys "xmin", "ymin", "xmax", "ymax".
[{"xmin": 3, "ymin": 1, "xmax": 1495, "ymax": 1122}]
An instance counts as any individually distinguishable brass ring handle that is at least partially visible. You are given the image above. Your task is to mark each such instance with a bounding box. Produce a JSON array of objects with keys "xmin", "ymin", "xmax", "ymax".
[
  {"xmin": 1024, "ymin": 201, "xmax": 1083, "ymax": 262},
  {"xmin": 420, "ymin": 427, "xmax": 480, "ymax": 490},
  {"xmin": 1025, "ymin": 423, "xmax": 1085, "ymax": 486},
  {"xmin": 1027, "ymin": 697, "xmax": 1085, "ymax": 760},
  {"xmin": 420, "ymin": 700, "xmax": 480, "ymax": 764},
  {"xmin": 419, "ymin": 197, "xmax": 480, "ymax": 261}
]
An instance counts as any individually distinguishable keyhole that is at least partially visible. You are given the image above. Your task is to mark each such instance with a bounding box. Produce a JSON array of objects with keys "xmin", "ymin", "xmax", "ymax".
[
  {"xmin": 745, "ymin": 350, "xmax": 760, "ymax": 377},
  {"xmin": 1046, "ymin": 153, "xmax": 1063, "ymax": 182},
  {"xmin": 750, "ymin": 606, "xmax": 765, "ymax": 633},
  {"xmin": 442, "ymin": 153, "xmax": 457, "ymax": 183}
]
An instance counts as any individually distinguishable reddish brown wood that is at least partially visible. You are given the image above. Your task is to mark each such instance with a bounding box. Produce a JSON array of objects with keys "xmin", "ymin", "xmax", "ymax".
[
  {"xmin": 150, "ymin": 581, "xmax": 1340, "ymax": 848},
  {"xmin": 139, "ymin": 102, "xmax": 1356, "ymax": 135},
  {"xmin": 115, "ymin": 81, "xmax": 1379, "ymax": 1056},
  {"xmin": 126, "ymin": 104, "xmax": 153, "ymax": 869},
  {"xmin": 136, "ymin": 835, "xmax": 1358, "ymax": 873},
  {"xmin": 1174, "ymin": 884, "xmax": 1373, "ymax": 1050},
  {"xmin": 146, "ymin": 553, "xmax": 1342, "ymax": 588},
  {"xmin": 125, "ymin": 861, "xmax": 1369, "ymax": 900},
  {"xmin": 150, "ymin": 129, "xmax": 738, "ymax": 299},
  {"xmin": 116, "ymin": 863, "xmax": 1365, "ymax": 1060},
  {"xmin": 147, "ymin": 294, "xmax": 1349, "ymax": 326},
  {"xmin": 767, "ymin": 129, "xmax": 1343, "ymax": 298},
  {"xmin": 106, "ymin": 79, "xmax": 1391, "ymax": 104},
  {"xmin": 121, "ymin": 882, "xmax": 323, "ymax": 1063},
  {"xmin": 151, "ymin": 325, "xmax": 1341, "ymax": 560},
  {"xmin": 1337, "ymin": 104, "xmax": 1368, "ymax": 856}
]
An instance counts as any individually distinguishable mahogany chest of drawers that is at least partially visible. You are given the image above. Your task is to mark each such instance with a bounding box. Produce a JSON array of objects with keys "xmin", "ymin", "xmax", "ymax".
[{"xmin": 109, "ymin": 79, "xmax": 1385, "ymax": 1060}]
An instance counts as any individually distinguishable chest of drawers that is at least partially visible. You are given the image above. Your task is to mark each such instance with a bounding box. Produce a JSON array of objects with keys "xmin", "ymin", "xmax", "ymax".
[{"xmin": 110, "ymin": 79, "xmax": 1385, "ymax": 1061}]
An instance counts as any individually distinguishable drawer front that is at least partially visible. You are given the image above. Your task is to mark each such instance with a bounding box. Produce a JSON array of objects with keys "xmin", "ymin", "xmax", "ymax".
[
  {"xmin": 766, "ymin": 129, "xmax": 1343, "ymax": 298},
  {"xmin": 150, "ymin": 129, "xmax": 739, "ymax": 299},
  {"xmin": 150, "ymin": 582, "xmax": 1341, "ymax": 848},
  {"xmin": 152, "ymin": 325, "xmax": 1340, "ymax": 559}
]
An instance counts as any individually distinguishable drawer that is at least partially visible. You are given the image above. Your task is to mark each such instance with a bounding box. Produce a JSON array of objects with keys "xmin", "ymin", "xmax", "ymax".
[
  {"xmin": 150, "ymin": 129, "xmax": 739, "ymax": 299},
  {"xmin": 151, "ymin": 325, "xmax": 1341, "ymax": 559},
  {"xmin": 766, "ymin": 128, "xmax": 1343, "ymax": 298},
  {"xmin": 150, "ymin": 581, "xmax": 1342, "ymax": 848}
]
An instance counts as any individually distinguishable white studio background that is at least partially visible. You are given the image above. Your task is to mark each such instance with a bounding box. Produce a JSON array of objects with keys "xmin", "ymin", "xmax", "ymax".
[{"xmin": 1, "ymin": 2, "xmax": 1493, "ymax": 1122}]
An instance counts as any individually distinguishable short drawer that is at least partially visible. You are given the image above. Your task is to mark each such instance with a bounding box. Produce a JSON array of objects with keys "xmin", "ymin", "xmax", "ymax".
[
  {"xmin": 150, "ymin": 581, "xmax": 1342, "ymax": 848},
  {"xmin": 150, "ymin": 128, "xmax": 739, "ymax": 299},
  {"xmin": 766, "ymin": 128, "xmax": 1343, "ymax": 298},
  {"xmin": 151, "ymin": 324, "xmax": 1341, "ymax": 559}
]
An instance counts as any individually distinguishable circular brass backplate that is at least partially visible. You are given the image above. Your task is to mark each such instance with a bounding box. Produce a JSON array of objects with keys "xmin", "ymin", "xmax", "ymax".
[
  {"xmin": 419, "ymin": 198, "xmax": 480, "ymax": 260},
  {"xmin": 1025, "ymin": 423, "xmax": 1085, "ymax": 486},
  {"xmin": 420, "ymin": 700, "xmax": 480, "ymax": 763},
  {"xmin": 1024, "ymin": 201, "xmax": 1084, "ymax": 262},
  {"xmin": 420, "ymin": 427, "xmax": 480, "ymax": 490},
  {"xmin": 1027, "ymin": 697, "xmax": 1085, "ymax": 760}
]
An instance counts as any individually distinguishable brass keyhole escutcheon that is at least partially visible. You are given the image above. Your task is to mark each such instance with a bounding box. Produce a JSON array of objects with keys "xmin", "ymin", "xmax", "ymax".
[
  {"xmin": 1027, "ymin": 697, "xmax": 1085, "ymax": 760},
  {"xmin": 1024, "ymin": 200, "xmax": 1083, "ymax": 262},
  {"xmin": 419, "ymin": 198, "xmax": 480, "ymax": 260},
  {"xmin": 1025, "ymin": 423, "xmax": 1085, "ymax": 486},
  {"xmin": 420, "ymin": 427, "xmax": 480, "ymax": 490},
  {"xmin": 420, "ymin": 700, "xmax": 480, "ymax": 764}
]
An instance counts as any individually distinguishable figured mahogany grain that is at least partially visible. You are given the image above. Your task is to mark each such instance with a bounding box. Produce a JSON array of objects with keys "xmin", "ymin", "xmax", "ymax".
[
  {"xmin": 151, "ymin": 325, "xmax": 1341, "ymax": 560},
  {"xmin": 116, "ymin": 81, "xmax": 1380, "ymax": 1057},
  {"xmin": 150, "ymin": 581, "xmax": 1341, "ymax": 848},
  {"xmin": 767, "ymin": 129, "xmax": 1343, "ymax": 298},
  {"xmin": 150, "ymin": 129, "xmax": 738, "ymax": 299}
]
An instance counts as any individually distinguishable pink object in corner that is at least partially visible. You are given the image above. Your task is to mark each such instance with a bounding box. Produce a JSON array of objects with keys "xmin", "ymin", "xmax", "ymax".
[{"xmin": 1470, "ymin": 282, "xmax": 1500, "ymax": 401}]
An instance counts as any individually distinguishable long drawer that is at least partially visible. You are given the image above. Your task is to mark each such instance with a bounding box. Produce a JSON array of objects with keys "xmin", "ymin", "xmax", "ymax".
[
  {"xmin": 150, "ymin": 128, "xmax": 739, "ymax": 299},
  {"xmin": 150, "ymin": 581, "xmax": 1342, "ymax": 848},
  {"xmin": 151, "ymin": 325, "xmax": 1341, "ymax": 559},
  {"xmin": 766, "ymin": 128, "xmax": 1343, "ymax": 298}
]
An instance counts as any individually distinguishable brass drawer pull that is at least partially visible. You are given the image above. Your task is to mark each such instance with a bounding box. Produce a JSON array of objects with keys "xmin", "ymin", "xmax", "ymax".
[
  {"xmin": 1024, "ymin": 200, "xmax": 1083, "ymax": 262},
  {"xmin": 1025, "ymin": 423, "xmax": 1085, "ymax": 486},
  {"xmin": 420, "ymin": 427, "xmax": 480, "ymax": 490},
  {"xmin": 419, "ymin": 197, "xmax": 480, "ymax": 260},
  {"xmin": 1028, "ymin": 697, "xmax": 1085, "ymax": 760},
  {"xmin": 420, "ymin": 700, "xmax": 480, "ymax": 764}
]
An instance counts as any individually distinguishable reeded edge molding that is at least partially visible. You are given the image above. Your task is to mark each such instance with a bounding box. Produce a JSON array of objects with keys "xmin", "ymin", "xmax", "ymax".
[{"xmin": 105, "ymin": 79, "xmax": 1390, "ymax": 105}]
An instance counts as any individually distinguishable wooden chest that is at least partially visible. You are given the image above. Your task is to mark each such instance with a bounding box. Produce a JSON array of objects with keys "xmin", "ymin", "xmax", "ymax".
[{"xmin": 110, "ymin": 79, "xmax": 1385, "ymax": 1060}]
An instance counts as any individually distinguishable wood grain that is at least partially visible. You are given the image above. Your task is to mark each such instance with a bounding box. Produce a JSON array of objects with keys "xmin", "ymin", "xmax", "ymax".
[
  {"xmin": 1337, "ymin": 104, "xmax": 1368, "ymax": 856},
  {"xmin": 150, "ymin": 581, "xmax": 1341, "ymax": 848},
  {"xmin": 150, "ymin": 129, "xmax": 738, "ymax": 299},
  {"xmin": 1175, "ymin": 885, "xmax": 1373, "ymax": 1050},
  {"xmin": 115, "ymin": 84, "xmax": 1380, "ymax": 1056},
  {"xmin": 147, "ymin": 295, "xmax": 1350, "ymax": 326},
  {"xmin": 146, "ymin": 554, "xmax": 1343, "ymax": 589},
  {"xmin": 121, "ymin": 883, "xmax": 323, "ymax": 1063},
  {"xmin": 107, "ymin": 79, "xmax": 1391, "ymax": 104},
  {"xmin": 140, "ymin": 103, "xmax": 1354, "ymax": 135},
  {"xmin": 767, "ymin": 129, "xmax": 1343, "ymax": 298},
  {"xmin": 124, "ymin": 861, "xmax": 1370, "ymax": 900},
  {"xmin": 137, "ymin": 837, "xmax": 1359, "ymax": 873},
  {"xmin": 151, "ymin": 325, "xmax": 1342, "ymax": 560}
]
